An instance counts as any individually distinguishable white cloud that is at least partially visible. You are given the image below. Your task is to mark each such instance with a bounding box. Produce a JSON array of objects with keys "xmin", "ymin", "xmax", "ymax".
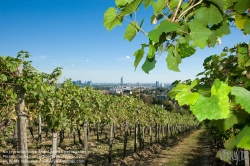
[
  {"xmin": 86, "ymin": 60, "xmax": 89, "ymax": 62},
  {"xmin": 40, "ymin": 55, "xmax": 47, "ymax": 58},
  {"xmin": 72, "ymin": 64, "xmax": 75, "ymax": 67},
  {"xmin": 126, "ymin": 56, "xmax": 130, "ymax": 59}
]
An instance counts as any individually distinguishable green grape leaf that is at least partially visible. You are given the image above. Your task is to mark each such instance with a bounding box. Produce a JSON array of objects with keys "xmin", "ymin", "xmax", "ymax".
[
  {"xmin": 169, "ymin": 0, "xmax": 179, "ymax": 9},
  {"xmin": 103, "ymin": 7, "xmax": 122, "ymax": 31},
  {"xmin": 211, "ymin": 110, "xmax": 248, "ymax": 132},
  {"xmin": 178, "ymin": 36, "xmax": 186, "ymax": 44},
  {"xmin": 194, "ymin": 5, "xmax": 223, "ymax": 25},
  {"xmin": 236, "ymin": 125, "xmax": 250, "ymax": 150},
  {"xmin": 126, "ymin": 0, "xmax": 135, "ymax": 4},
  {"xmin": 231, "ymin": 86, "xmax": 250, "ymax": 113},
  {"xmin": 197, "ymin": 88, "xmax": 211, "ymax": 97},
  {"xmin": 224, "ymin": 137, "xmax": 236, "ymax": 150},
  {"xmin": 148, "ymin": 20, "xmax": 178, "ymax": 42},
  {"xmin": 166, "ymin": 46, "xmax": 181, "ymax": 71},
  {"xmin": 181, "ymin": 2, "xmax": 189, "ymax": 10},
  {"xmin": 158, "ymin": 20, "xmax": 179, "ymax": 32},
  {"xmin": 235, "ymin": 14, "xmax": 249, "ymax": 29},
  {"xmin": 189, "ymin": 21, "xmax": 212, "ymax": 49},
  {"xmin": 141, "ymin": 58, "xmax": 156, "ymax": 74},
  {"xmin": 120, "ymin": 0, "xmax": 143, "ymax": 16},
  {"xmin": 115, "ymin": 0, "xmax": 127, "ymax": 7},
  {"xmin": 211, "ymin": 79, "xmax": 231, "ymax": 114},
  {"xmin": 209, "ymin": 23, "xmax": 231, "ymax": 47},
  {"xmin": 210, "ymin": 0, "xmax": 233, "ymax": 10},
  {"xmin": 133, "ymin": 47, "xmax": 144, "ymax": 70},
  {"xmin": 215, "ymin": 22, "xmax": 231, "ymax": 37},
  {"xmin": 124, "ymin": 22, "xmax": 138, "ymax": 41},
  {"xmin": 177, "ymin": 43, "xmax": 196, "ymax": 58},
  {"xmin": 234, "ymin": 0, "xmax": 250, "ymax": 14},
  {"xmin": 190, "ymin": 79, "xmax": 199, "ymax": 89},
  {"xmin": 237, "ymin": 45, "xmax": 249, "ymax": 68},
  {"xmin": 144, "ymin": 0, "xmax": 153, "ymax": 9},
  {"xmin": 152, "ymin": 0, "xmax": 165, "ymax": 14},
  {"xmin": 177, "ymin": 24, "xmax": 189, "ymax": 35},
  {"xmin": 0, "ymin": 74, "xmax": 7, "ymax": 81},
  {"xmin": 148, "ymin": 29, "xmax": 162, "ymax": 42},
  {"xmin": 168, "ymin": 83, "xmax": 190, "ymax": 99},
  {"xmin": 203, "ymin": 55, "xmax": 212, "ymax": 65},
  {"xmin": 148, "ymin": 44, "xmax": 156, "ymax": 59},
  {"xmin": 176, "ymin": 91, "xmax": 199, "ymax": 106},
  {"xmin": 190, "ymin": 95, "xmax": 231, "ymax": 121},
  {"xmin": 244, "ymin": 20, "xmax": 250, "ymax": 34}
]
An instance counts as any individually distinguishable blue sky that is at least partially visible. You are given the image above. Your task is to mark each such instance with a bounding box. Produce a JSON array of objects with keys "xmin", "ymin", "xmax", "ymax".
[{"xmin": 1, "ymin": 0, "xmax": 249, "ymax": 84}]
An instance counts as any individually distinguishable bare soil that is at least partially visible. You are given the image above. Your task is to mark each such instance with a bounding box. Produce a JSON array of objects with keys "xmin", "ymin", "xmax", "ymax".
[
  {"xmin": 1, "ymin": 126, "xmax": 216, "ymax": 166},
  {"xmin": 113, "ymin": 127, "xmax": 215, "ymax": 166}
]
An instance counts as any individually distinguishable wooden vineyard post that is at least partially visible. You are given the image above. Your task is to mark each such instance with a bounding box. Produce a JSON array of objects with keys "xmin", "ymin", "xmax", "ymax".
[
  {"xmin": 244, "ymin": 148, "xmax": 249, "ymax": 166},
  {"xmin": 149, "ymin": 126, "xmax": 152, "ymax": 146},
  {"xmin": 84, "ymin": 121, "xmax": 89, "ymax": 166},
  {"xmin": 142, "ymin": 126, "xmax": 145, "ymax": 150},
  {"xmin": 13, "ymin": 122, "xmax": 18, "ymax": 149},
  {"xmin": 134, "ymin": 124, "xmax": 137, "ymax": 152},
  {"xmin": 77, "ymin": 126, "xmax": 83, "ymax": 144},
  {"xmin": 15, "ymin": 66, "xmax": 29, "ymax": 166},
  {"xmin": 96, "ymin": 122, "xmax": 99, "ymax": 141},
  {"xmin": 38, "ymin": 114, "xmax": 42, "ymax": 144},
  {"xmin": 108, "ymin": 123, "xmax": 114, "ymax": 163},
  {"xmin": 51, "ymin": 131, "xmax": 58, "ymax": 166},
  {"xmin": 123, "ymin": 120, "xmax": 128, "ymax": 157}
]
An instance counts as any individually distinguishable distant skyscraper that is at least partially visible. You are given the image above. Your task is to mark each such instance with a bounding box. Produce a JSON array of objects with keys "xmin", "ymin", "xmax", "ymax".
[
  {"xmin": 156, "ymin": 81, "xmax": 159, "ymax": 86},
  {"xmin": 87, "ymin": 81, "xmax": 92, "ymax": 85},
  {"xmin": 121, "ymin": 76, "xmax": 123, "ymax": 85},
  {"xmin": 76, "ymin": 80, "xmax": 81, "ymax": 84},
  {"xmin": 73, "ymin": 80, "xmax": 81, "ymax": 85}
]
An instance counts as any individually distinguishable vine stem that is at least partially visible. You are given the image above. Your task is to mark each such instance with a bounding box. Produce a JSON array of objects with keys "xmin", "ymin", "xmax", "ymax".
[
  {"xmin": 175, "ymin": 0, "xmax": 203, "ymax": 22},
  {"xmin": 123, "ymin": 17, "xmax": 148, "ymax": 35},
  {"xmin": 178, "ymin": 29, "xmax": 190, "ymax": 35},
  {"xmin": 171, "ymin": 0, "xmax": 183, "ymax": 22}
]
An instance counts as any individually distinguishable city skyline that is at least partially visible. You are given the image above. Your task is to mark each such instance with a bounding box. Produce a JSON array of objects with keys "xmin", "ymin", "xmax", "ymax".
[
  {"xmin": 72, "ymin": 77, "xmax": 169, "ymax": 84},
  {"xmin": 1, "ymin": 0, "xmax": 249, "ymax": 83}
]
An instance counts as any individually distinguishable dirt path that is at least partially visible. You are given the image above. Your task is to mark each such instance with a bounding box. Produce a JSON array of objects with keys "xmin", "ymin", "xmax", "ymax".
[{"xmin": 140, "ymin": 127, "xmax": 214, "ymax": 166}]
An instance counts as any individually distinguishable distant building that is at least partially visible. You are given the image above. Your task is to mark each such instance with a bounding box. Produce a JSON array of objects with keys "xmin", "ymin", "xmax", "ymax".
[
  {"xmin": 109, "ymin": 89, "xmax": 121, "ymax": 94},
  {"xmin": 156, "ymin": 81, "xmax": 159, "ymax": 86},
  {"xmin": 121, "ymin": 76, "xmax": 123, "ymax": 85},
  {"xmin": 123, "ymin": 89, "xmax": 132, "ymax": 95},
  {"xmin": 87, "ymin": 81, "xmax": 92, "ymax": 85},
  {"xmin": 73, "ymin": 80, "xmax": 82, "ymax": 85}
]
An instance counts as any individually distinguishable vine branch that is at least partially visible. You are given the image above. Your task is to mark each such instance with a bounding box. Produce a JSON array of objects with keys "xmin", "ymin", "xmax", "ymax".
[
  {"xmin": 171, "ymin": 0, "xmax": 183, "ymax": 22},
  {"xmin": 123, "ymin": 17, "xmax": 148, "ymax": 35},
  {"xmin": 175, "ymin": 0, "xmax": 203, "ymax": 22}
]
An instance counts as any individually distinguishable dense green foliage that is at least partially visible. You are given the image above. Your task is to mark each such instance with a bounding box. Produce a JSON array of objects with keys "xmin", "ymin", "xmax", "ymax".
[
  {"xmin": 0, "ymin": 53, "xmax": 199, "ymax": 146},
  {"xmin": 169, "ymin": 43, "xmax": 250, "ymax": 163},
  {"xmin": 104, "ymin": 0, "xmax": 250, "ymax": 163},
  {"xmin": 103, "ymin": 0, "xmax": 250, "ymax": 73}
]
